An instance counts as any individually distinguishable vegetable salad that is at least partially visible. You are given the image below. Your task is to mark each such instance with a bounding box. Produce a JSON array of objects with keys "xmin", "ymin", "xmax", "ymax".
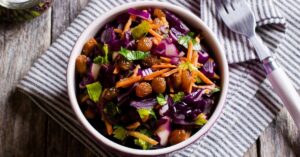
[{"xmin": 75, "ymin": 8, "xmax": 221, "ymax": 150}]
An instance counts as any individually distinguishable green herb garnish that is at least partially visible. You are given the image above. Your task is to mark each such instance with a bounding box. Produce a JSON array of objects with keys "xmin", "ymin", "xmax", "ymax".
[
  {"xmin": 119, "ymin": 47, "xmax": 149, "ymax": 61},
  {"xmin": 93, "ymin": 44, "xmax": 109, "ymax": 64},
  {"xmin": 137, "ymin": 108, "xmax": 156, "ymax": 120},
  {"xmin": 86, "ymin": 82, "xmax": 102, "ymax": 103},
  {"xmin": 131, "ymin": 21, "xmax": 151, "ymax": 39},
  {"xmin": 194, "ymin": 113, "xmax": 207, "ymax": 125},
  {"xmin": 113, "ymin": 126, "xmax": 127, "ymax": 141},
  {"xmin": 178, "ymin": 32, "xmax": 201, "ymax": 51},
  {"xmin": 172, "ymin": 92, "xmax": 185, "ymax": 103},
  {"xmin": 156, "ymin": 94, "xmax": 167, "ymax": 106}
]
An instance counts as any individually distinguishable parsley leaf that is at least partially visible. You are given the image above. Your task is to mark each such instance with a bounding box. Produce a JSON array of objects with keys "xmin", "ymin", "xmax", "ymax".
[
  {"xmin": 93, "ymin": 44, "xmax": 109, "ymax": 64},
  {"xmin": 194, "ymin": 113, "xmax": 207, "ymax": 125},
  {"xmin": 178, "ymin": 32, "xmax": 201, "ymax": 51},
  {"xmin": 156, "ymin": 94, "xmax": 167, "ymax": 106},
  {"xmin": 172, "ymin": 92, "xmax": 185, "ymax": 103},
  {"xmin": 137, "ymin": 108, "xmax": 156, "ymax": 120},
  {"xmin": 119, "ymin": 47, "xmax": 149, "ymax": 61},
  {"xmin": 131, "ymin": 21, "xmax": 151, "ymax": 39},
  {"xmin": 86, "ymin": 82, "xmax": 102, "ymax": 102},
  {"xmin": 113, "ymin": 126, "xmax": 127, "ymax": 141}
]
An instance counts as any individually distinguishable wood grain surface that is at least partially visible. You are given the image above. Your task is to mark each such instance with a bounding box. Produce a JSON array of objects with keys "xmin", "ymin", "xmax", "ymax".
[{"xmin": 0, "ymin": 1, "xmax": 299, "ymax": 157}]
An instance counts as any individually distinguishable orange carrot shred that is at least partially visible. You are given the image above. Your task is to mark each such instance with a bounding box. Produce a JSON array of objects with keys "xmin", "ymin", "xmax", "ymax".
[
  {"xmin": 152, "ymin": 37, "xmax": 159, "ymax": 45},
  {"xmin": 151, "ymin": 24, "xmax": 161, "ymax": 29},
  {"xmin": 113, "ymin": 66, "xmax": 120, "ymax": 74},
  {"xmin": 187, "ymin": 40, "xmax": 193, "ymax": 61},
  {"xmin": 160, "ymin": 57, "xmax": 171, "ymax": 62},
  {"xmin": 122, "ymin": 15, "xmax": 134, "ymax": 37},
  {"xmin": 114, "ymin": 28, "xmax": 123, "ymax": 34},
  {"xmin": 143, "ymin": 69, "xmax": 169, "ymax": 81},
  {"xmin": 126, "ymin": 122, "xmax": 141, "ymax": 130},
  {"xmin": 196, "ymin": 70, "xmax": 214, "ymax": 85},
  {"xmin": 102, "ymin": 116, "xmax": 113, "ymax": 135},
  {"xmin": 132, "ymin": 65, "xmax": 140, "ymax": 77},
  {"xmin": 161, "ymin": 68, "xmax": 179, "ymax": 77},
  {"xmin": 192, "ymin": 51, "xmax": 199, "ymax": 66},
  {"xmin": 149, "ymin": 29, "xmax": 163, "ymax": 39},
  {"xmin": 128, "ymin": 131, "xmax": 159, "ymax": 145},
  {"xmin": 152, "ymin": 64, "xmax": 177, "ymax": 69},
  {"xmin": 116, "ymin": 76, "xmax": 142, "ymax": 88}
]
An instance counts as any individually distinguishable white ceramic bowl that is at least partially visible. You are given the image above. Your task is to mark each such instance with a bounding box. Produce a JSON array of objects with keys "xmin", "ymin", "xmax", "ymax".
[{"xmin": 67, "ymin": 1, "xmax": 229, "ymax": 156}]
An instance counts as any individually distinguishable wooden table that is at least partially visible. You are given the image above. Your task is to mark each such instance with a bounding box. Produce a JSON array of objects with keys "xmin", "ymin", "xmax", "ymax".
[{"xmin": 0, "ymin": 1, "xmax": 299, "ymax": 156}]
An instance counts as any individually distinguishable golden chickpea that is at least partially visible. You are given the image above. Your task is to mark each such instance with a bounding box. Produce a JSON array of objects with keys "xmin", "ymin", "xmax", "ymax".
[
  {"xmin": 171, "ymin": 73, "xmax": 182, "ymax": 89},
  {"xmin": 75, "ymin": 55, "xmax": 87, "ymax": 74},
  {"xmin": 137, "ymin": 37, "xmax": 153, "ymax": 52},
  {"xmin": 82, "ymin": 38, "xmax": 98, "ymax": 56},
  {"xmin": 136, "ymin": 82, "xmax": 153, "ymax": 98},
  {"xmin": 151, "ymin": 77, "xmax": 166, "ymax": 93},
  {"xmin": 169, "ymin": 129, "xmax": 191, "ymax": 145}
]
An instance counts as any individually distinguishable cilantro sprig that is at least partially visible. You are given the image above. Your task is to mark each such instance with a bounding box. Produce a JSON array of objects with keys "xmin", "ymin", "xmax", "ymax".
[
  {"xmin": 178, "ymin": 32, "xmax": 201, "ymax": 51},
  {"xmin": 119, "ymin": 47, "xmax": 149, "ymax": 61}
]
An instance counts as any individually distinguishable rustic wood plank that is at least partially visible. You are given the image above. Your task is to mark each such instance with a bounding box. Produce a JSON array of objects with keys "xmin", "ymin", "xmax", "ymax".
[
  {"xmin": 46, "ymin": 1, "xmax": 94, "ymax": 157},
  {"xmin": 259, "ymin": 107, "xmax": 300, "ymax": 157},
  {"xmin": 0, "ymin": 10, "xmax": 51, "ymax": 157}
]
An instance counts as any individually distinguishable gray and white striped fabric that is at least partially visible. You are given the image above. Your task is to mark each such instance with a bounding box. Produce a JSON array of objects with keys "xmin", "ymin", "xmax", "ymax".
[{"xmin": 17, "ymin": 0, "xmax": 300, "ymax": 156}]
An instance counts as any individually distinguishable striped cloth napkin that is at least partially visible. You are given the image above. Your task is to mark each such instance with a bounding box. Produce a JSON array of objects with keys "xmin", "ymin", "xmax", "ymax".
[{"xmin": 17, "ymin": 0, "xmax": 300, "ymax": 156}]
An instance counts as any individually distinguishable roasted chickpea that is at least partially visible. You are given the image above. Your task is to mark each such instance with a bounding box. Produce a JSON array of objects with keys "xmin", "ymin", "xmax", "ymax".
[
  {"xmin": 181, "ymin": 70, "xmax": 192, "ymax": 92},
  {"xmin": 102, "ymin": 87, "xmax": 119, "ymax": 101},
  {"xmin": 171, "ymin": 73, "xmax": 182, "ymax": 89},
  {"xmin": 82, "ymin": 38, "xmax": 98, "ymax": 56},
  {"xmin": 117, "ymin": 57, "xmax": 133, "ymax": 71},
  {"xmin": 136, "ymin": 82, "xmax": 152, "ymax": 98},
  {"xmin": 151, "ymin": 77, "xmax": 166, "ymax": 93},
  {"xmin": 169, "ymin": 129, "xmax": 191, "ymax": 145},
  {"xmin": 76, "ymin": 55, "xmax": 88, "ymax": 74},
  {"xmin": 137, "ymin": 37, "xmax": 153, "ymax": 52},
  {"xmin": 141, "ymin": 55, "xmax": 160, "ymax": 68}
]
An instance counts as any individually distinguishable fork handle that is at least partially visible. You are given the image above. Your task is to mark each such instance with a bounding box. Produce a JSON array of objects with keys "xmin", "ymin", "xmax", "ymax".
[{"xmin": 263, "ymin": 57, "xmax": 300, "ymax": 129}]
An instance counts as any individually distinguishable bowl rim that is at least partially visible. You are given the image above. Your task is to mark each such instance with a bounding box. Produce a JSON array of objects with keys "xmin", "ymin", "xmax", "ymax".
[{"xmin": 67, "ymin": 1, "xmax": 229, "ymax": 156}]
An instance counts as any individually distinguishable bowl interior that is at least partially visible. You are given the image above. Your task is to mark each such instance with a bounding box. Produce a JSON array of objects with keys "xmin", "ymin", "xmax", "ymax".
[{"xmin": 67, "ymin": 1, "xmax": 229, "ymax": 156}]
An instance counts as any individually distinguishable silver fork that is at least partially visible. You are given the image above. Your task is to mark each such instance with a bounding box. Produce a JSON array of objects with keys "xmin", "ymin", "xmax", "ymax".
[{"xmin": 216, "ymin": 0, "xmax": 300, "ymax": 129}]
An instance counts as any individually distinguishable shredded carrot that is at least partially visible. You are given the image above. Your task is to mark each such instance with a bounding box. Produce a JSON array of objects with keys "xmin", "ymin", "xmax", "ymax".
[
  {"xmin": 191, "ymin": 51, "xmax": 199, "ymax": 66},
  {"xmin": 113, "ymin": 66, "xmax": 120, "ymax": 74},
  {"xmin": 196, "ymin": 63, "xmax": 203, "ymax": 67},
  {"xmin": 151, "ymin": 24, "xmax": 160, "ymax": 29},
  {"xmin": 122, "ymin": 15, "xmax": 134, "ymax": 37},
  {"xmin": 132, "ymin": 65, "xmax": 141, "ymax": 77},
  {"xmin": 116, "ymin": 76, "xmax": 142, "ymax": 88},
  {"xmin": 114, "ymin": 28, "xmax": 123, "ymax": 34},
  {"xmin": 187, "ymin": 40, "xmax": 193, "ymax": 61},
  {"xmin": 152, "ymin": 64, "xmax": 176, "ymax": 69},
  {"xmin": 143, "ymin": 69, "xmax": 169, "ymax": 81},
  {"xmin": 214, "ymin": 73, "xmax": 220, "ymax": 79},
  {"xmin": 128, "ymin": 131, "xmax": 159, "ymax": 145},
  {"xmin": 160, "ymin": 56, "xmax": 171, "ymax": 63},
  {"xmin": 102, "ymin": 116, "xmax": 113, "ymax": 135},
  {"xmin": 180, "ymin": 57, "xmax": 187, "ymax": 62},
  {"xmin": 160, "ymin": 16, "xmax": 169, "ymax": 27},
  {"xmin": 126, "ymin": 122, "xmax": 141, "ymax": 130},
  {"xmin": 152, "ymin": 37, "xmax": 159, "ymax": 45},
  {"xmin": 80, "ymin": 95, "xmax": 89, "ymax": 103},
  {"xmin": 196, "ymin": 70, "xmax": 214, "ymax": 85},
  {"xmin": 149, "ymin": 29, "xmax": 163, "ymax": 39},
  {"xmin": 161, "ymin": 68, "xmax": 179, "ymax": 77},
  {"xmin": 193, "ymin": 84, "xmax": 216, "ymax": 90},
  {"xmin": 195, "ymin": 36, "xmax": 200, "ymax": 43}
]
